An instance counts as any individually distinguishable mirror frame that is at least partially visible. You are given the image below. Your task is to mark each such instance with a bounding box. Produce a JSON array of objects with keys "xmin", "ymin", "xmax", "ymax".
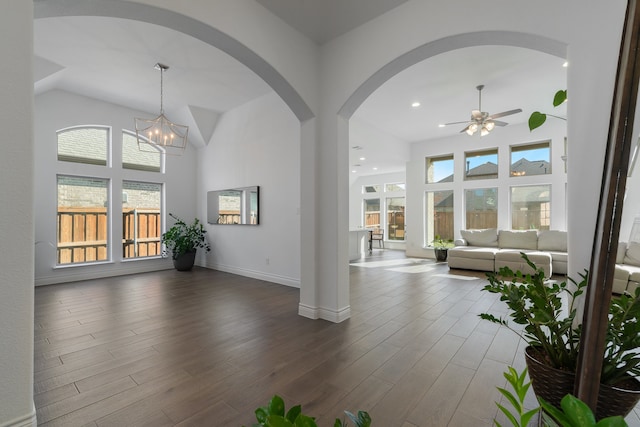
[
  {"xmin": 207, "ymin": 186, "xmax": 260, "ymax": 225},
  {"xmin": 575, "ymin": 0, "xmax": 640, "ymax": 407}
]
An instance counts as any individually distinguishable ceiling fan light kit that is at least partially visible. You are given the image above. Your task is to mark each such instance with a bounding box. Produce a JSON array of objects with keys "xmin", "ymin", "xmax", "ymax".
[
  {"xmin": 445, "ymin": 84, "xmax": 522, "ymax": 137},
  {"xmin": 134, "ymin": 63, "xmax": 189, "ymax": 155}
]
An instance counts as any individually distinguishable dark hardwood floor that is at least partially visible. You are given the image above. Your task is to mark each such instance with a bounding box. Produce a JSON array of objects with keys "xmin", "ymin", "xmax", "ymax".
[{"xmin": 33, "ymin": 251, "xmax": 640, "ymax": 426}]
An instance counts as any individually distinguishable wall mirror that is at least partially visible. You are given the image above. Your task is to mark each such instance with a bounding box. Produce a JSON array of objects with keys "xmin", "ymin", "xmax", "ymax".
[
  {"xmin": 207, "ymin": 186, "xmax": 259, "ymax": 225},
  {"xmin": 575, "ymin": 0, "xmax": 640, "ymax": 408}
]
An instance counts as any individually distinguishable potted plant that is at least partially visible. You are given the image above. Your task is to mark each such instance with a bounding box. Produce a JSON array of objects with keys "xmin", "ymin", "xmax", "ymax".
[
  {"xmin": 495, "ymin": 366, "xmax": 628, "ymax": 427},
  {"xmin": 431, "ymin": 235, "xmax": 454, "ymax": 261},
  {"xmin": 161, "ymin": 213, "xmax": 211, "ymax": 271},
  {"xmin": 480, "ymin": 253, "xmax": 640, "ymax": 419}
]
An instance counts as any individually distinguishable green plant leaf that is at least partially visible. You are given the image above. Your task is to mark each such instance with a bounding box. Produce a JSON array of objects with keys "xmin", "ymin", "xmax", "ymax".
[
  {"xmin": 496, "ymin": 403, "xmax": 521, "ymax": 427},
  {"xmin": 595, "ymin": 416, "xmax": 629, "ymax": 426},
  {"xmin": 256, "ymin": 406, "xmax": 269, "ymax": 423},
  {"xmin": 286, "ymin": 405, "xmax": 302, "ymax": 423},
  {"xmin": 269, "ymin": 395, "xmax": 286, "ymax": 417},
  {"xmin": 528, "ymin": 111, "xmax": 547, "ymax": 131},
  {"xmin": 293, "ymin": 414, "xmax": 318, "ymax": 427},
  {"xmin": 265, "ymin": 415, "xmax": 294, "ymax": 427},
  {"xmin": 559, "ymin": 394, "xmax": 596, "ymax": 426},
  {"xmin": 553, "ymin": 90, "xmax": 567, "ymax": 107}
]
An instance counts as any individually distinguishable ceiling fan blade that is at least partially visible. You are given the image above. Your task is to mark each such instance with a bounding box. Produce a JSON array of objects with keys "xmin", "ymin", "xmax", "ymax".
[
  {"xmin": 459, "ymin": 124, "xmax": 472, "ymax": 134},
  {"xmin": 443, "ymin": 120, "xmax": 470, "ymax": 126},
  {"xmin": 488, "ymin": 108, "xmax": 522, "ymax": 120},
  {"xmin": 492, "ymin": 120, "xmax": 509, "ymax": 127}
]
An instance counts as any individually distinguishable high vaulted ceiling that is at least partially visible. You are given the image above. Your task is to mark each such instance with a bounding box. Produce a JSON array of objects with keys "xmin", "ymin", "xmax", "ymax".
[
  {"xmin": 255, "ymin": 0, "xmax": 409, "ymax": 45},
  {"xmin": 33, "ymin": 3, "xmax": 566, "ymax": 174}
]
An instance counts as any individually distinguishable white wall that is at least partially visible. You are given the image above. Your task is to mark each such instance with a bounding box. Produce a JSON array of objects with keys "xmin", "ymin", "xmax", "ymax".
[
  {"xmin": 0, "ymin": 2, "xmax": 36, "ymax": 426},
  {"xmin": 197, "ymin": 92, "xmax": 301, "ymax": 287},
  {"xmin": 406, "ymin": 118, "xmax": 568, "ymax": 259},
  {"xmin": 34, "ymin": 90, "xmax": 199, "ymax": 285}
]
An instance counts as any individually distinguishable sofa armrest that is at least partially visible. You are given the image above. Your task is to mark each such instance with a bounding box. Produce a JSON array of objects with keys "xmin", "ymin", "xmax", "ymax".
[{"xmin": 454, "ymin": 238, "xmax": 467, "ymax": 246}]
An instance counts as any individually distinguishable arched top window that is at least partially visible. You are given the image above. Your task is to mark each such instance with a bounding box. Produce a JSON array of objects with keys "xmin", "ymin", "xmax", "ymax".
[
  {"xmin": 122, "ymin": 131, "xmax": 162, "ymax": 173},
  {"xmin": 57, "ymin": 126, "xmax": 109, "ymax": 166}
]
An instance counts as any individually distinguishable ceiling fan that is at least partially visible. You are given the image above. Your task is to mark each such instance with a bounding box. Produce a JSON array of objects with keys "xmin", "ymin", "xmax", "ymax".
[{"xmin": 443, "ymin": 85, "xmax": 522, "ymax": 136}]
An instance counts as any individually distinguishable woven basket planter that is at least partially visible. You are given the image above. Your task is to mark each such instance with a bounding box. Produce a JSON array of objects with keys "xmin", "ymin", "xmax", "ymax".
[{"xmin": 525, "ymin": 346, "xmax": 640, "ymax": 420}]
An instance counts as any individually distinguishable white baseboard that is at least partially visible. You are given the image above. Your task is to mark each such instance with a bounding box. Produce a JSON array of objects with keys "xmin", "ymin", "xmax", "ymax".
[
  {"xmin": 299, "ymin": 303, "xmax": 351, "ymax": 323},
  {"xmin": 204, "ymin": 262, "xmax": 300, "ymax": 288},
  {"xmin": 298, "ymin": 303, "xmax": 318, "ymax": 319},
  {"xmin": 0, "ymin": 404, "xmax": 37, "ymax": 427},
  {"xmin": 35, "ymin": 262, "xmax": 173, "ymax": 286}
]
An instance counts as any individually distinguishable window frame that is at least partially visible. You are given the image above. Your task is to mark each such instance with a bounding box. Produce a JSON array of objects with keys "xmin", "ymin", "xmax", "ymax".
[
  {"xmin": 57, "ymin": 125, "xmax": 110, "ymax": 166},
  {"xmin": 510, "ymin": 141, "xmax": 551, "ymax": 177},
  {"xmin": 426, "ymin": 154, "xmax": 454, "ymax": 184},
  {"xmin": 464, "ymin": 148, "xmax": 499, "ymax": 181}
]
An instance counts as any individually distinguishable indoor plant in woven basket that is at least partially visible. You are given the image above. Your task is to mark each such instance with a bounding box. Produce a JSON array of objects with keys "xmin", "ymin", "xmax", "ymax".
[{"xmin": 480, "ymin": 253, "xmax": 640, "ymax": 420}]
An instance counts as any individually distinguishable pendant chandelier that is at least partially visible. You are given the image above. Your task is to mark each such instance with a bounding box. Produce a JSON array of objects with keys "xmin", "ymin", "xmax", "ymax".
[{"xmin": 135, "ymin": 63, "xmax": 188, "ymax": 155}]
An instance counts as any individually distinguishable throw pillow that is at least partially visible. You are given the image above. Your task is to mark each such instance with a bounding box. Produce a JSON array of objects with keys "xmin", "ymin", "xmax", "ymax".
[
  {"xmin": 624, "ymin": 242, "xmax": 640, "ymax": 267},
  {"xmin": 537, "ymin": 230, "xmax": 567, "ymax": 252},
  {"xmin": 460, "ymin": 228, "xmax": 498, "ymax": 247},
  {"xmin": 498, "ymin": 230, "xmax": 538, "ymax": 250}
]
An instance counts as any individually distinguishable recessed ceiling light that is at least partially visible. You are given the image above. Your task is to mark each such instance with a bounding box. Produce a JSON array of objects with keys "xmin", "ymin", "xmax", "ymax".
[
  {"xmin": 359, "ymin": 157, "xmax": 366, "ymax": 161},
  {"xmin": 438, "ymin": 124, "xmax": 446, "ymax": 128},
  {"xmin": 411, "ymin": 102, "xmax": 421, "ymax": 108},
  {"xmin": 352, "ymin": 170, "xmax": 357, "ymax": 173},
  {"xmin": 563, "ymin": 61, "xmax": 569, "ymax": 67},
  {"xmin": 373, "ymin": 167, "xmax": 378, "ymax": 170}
]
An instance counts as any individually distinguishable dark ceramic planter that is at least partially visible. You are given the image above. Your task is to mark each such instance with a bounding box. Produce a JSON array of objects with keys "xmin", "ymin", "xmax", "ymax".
[
  {"xmin": 173, "ymin": 250, "xmax": 197, "ymax": 271},
  {"xmin": 524, "ymin": 346, "xmax": 640, "ymax": 420},
  {"xmin": 434, "ymin": 248, "xmax": 448, "ymax": 262}
]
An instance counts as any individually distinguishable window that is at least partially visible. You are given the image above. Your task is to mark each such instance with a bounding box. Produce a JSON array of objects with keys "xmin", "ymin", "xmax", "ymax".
[
  {"xmin": 363, "ymin": 184, "xmax": 381, "ymax": 193},
  {"xmin": 57, "ymin": 175, "xmax": 109, "ymax": 264},
  {"xmin": 511, "ymin": 142, "xmax": 551, "ymax": 176},
  {"xmin": 426, "ymin": 154, "xmax": 454, "ymax": 183},
  {"xmin": 364, "ymin": 199, "xmax": 380, "ymax": 228},
  {"xmin": 386, "ymin": 197, "xmax": 405, "ymax": 240},
  {"xmin": 122, "ymin": 132, "xmax": 162, "ymax": 172},
  {"xmin": 385, "ymin": 183, "xmax": 405, "ymax": 192},
  {"xmin": 465, "ymin": 188, "xmax": 498, "ymax": 229},
  {"xmin": 426, "ymin": 190, "xmax": 454, "ymax": 243},
  {"xmin": 465, "ymin": 149, "xmax": 498, "ymax": 180},
  {"xmin": 122, "ymin": 181, "xmax": 162, "ymax": 258},
  {"xmin": 511, "ymin": 185, "xmax": 551, "ymax": 230},
  {"xmin": 57, "ymin": 127, "xmax": 108, "ymax": 165}
]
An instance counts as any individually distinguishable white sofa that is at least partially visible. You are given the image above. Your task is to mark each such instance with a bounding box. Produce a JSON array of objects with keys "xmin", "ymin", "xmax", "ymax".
[
  {"xmin": 614, "ymin": 242, "xmax": 640, "ymax": 294},
  {"xmin": 447, "ymin": 228, "xmax": 568, "ymax": 278}
]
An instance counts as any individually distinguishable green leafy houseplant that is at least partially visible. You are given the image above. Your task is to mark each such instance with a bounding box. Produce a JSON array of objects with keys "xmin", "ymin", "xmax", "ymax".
[
  {"xmin": 480, "ymin": 253, "xmax": 640, "ymax": 386},
  {"xmin": 495, "ymin": 366, "xmax": 628, "ymax": 427},
  {"xmin": 430, "ymin": 235, "xmax": 455, "ymax": 249},
  {"xmin": 244, "ymin": 395, "xmax": 371, "ymax": 427},
  {"xmin": 528, "ymin": 89, "xmax": 567, "ymax": 131},
  {"xmin": 480, "ymin": 255, "xmax": 585, "ymax": 373},
  {"xmin": 161, "ymin": 213, "xmax": 211, "ymax": 260}
]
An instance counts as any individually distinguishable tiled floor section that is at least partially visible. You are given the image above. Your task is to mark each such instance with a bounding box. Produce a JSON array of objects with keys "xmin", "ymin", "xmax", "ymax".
[{"xmin": 33, "ymin": 250, "xmax": 640, "ymax": 426}]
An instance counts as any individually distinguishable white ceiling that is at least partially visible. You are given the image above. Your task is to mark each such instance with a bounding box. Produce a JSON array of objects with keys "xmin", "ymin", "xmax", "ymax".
[
  {"xmin": 254, "ymin": 0, "xmax": 409, "ymax": 45},
  {"xmin": 33, "ymin": 4, "xmax": 566, "ymax": 174}
]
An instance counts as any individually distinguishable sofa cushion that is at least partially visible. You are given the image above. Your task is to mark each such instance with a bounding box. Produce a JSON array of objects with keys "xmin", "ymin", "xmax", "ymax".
[
  {"xmin": 448, "ymin": 246, "xmax": 499, "ymax": 260},
  {"xmin": 629, "ymin": 268, "xmax": 640, "ymax": 283},
  {"xmin": 498, "ymin": 230, "xmax": 538, "ymax": 250},
  {"xmin": 624, "ymin": 242, "xmax": 640, "ymax": 267},
  {"xmin": 537, "ymin": 230, "xmax": 567, "ymax": 252},
  {"xmin": 460, "ymin": 228, "xmax": 498, "ymax": 247},
  {"xmin": 617, "ymin": 242, "xmax": 628, "ymax": 264}
]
